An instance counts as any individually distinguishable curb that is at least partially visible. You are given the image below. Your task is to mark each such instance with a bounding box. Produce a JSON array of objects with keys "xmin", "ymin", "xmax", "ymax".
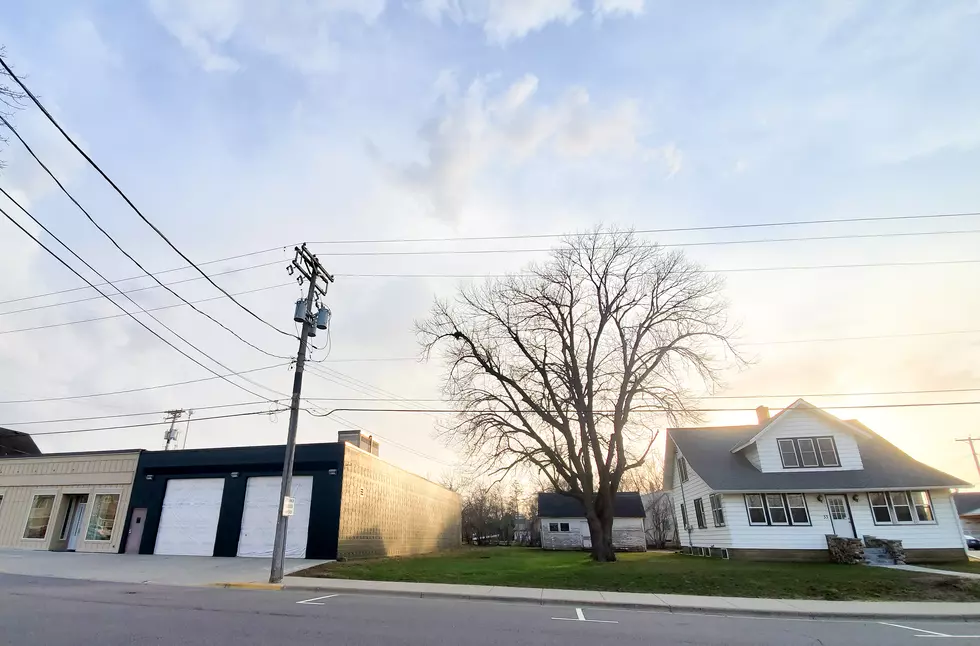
[
  {"xmin": 212, "ymin": 582, "xmax": 284, "ymax": 591},
  {"xmin": 280, "ymin": 582, "xmax": 980, "ymax": 621}
]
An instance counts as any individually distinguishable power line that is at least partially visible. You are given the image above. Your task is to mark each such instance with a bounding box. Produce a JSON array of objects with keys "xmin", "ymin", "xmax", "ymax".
[
  {"xmin": 0, "ymin": 283, "xmax": 292, "ymax": 336},
  {"xmin": 0, "ymin": 133, "xmax": 293, "ymax": 359},
  {"xmin": 0, "ymin": 400, "xmax": 272, "ymax": 426},
  {"xmin": 309, "ymin": 229, "xmax": 980, "ymax": 257},
  {"xmin": 0, "ymin": 204, "xmax": 284, "ymax": 405},
  {"xmin": 20, "ymin": 409, "xmax": 287, "ymax": 438},
  {"xmin": 304, "ymin": 211, "xmax": 980, "ymax": 245},
  {"xmin": 0, "ymin": 55, "xmax": 296, "ymax": 340},
  {"xmin": 702, "ymin": 387, "xmax": 980, "ymax": 400}
]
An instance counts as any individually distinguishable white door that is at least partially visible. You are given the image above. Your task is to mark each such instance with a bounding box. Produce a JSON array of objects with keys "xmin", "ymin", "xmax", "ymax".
[
  {"xmin": 237, "ymin": 476, "xmax": 313, "ymax": 558},
  {"xmin": 154, "ymin": 478, "xmax": 225, "ymax": 556},
  {"xmin": 67, "ymin": 502, "xmax": 86, "ymax": 551},
  {"xmin": 580, "ymin": 520, "xmax": 592, "ymax": 549},
  {"xmin": 826, "ymin": 495, "xmax": 856, "ymax": 538}
]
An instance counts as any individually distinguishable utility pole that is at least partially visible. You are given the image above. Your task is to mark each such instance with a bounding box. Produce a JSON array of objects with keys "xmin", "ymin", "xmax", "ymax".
[
  {"xmin": 956, "ymin": 437, "xmax": 980, "ymax": 481},
  {"xmin": 163, "ymin": 409, "xmax": 184, "ymax": 450},
  {"xmin": 270, "ymin": 244, "xmax": 333, "ymax": 584}
]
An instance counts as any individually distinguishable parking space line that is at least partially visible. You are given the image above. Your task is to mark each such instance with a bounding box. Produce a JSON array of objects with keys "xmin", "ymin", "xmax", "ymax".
[
  {"xmin": 297, "ymin": 594, "xmax": 340, "ymax": 605},
  {"xmin": 552, "ymin": 607, "xmax": 618, "ymax": 624},
  {"xmin": 879, "ymin": 623, "xmax": 980, "ymax": 639}
]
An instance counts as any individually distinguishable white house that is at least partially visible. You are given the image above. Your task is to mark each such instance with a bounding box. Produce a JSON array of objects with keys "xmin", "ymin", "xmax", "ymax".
[
  {"xmin": 954, "ymin": 493, "xmax": 980, "ymax": 537},
  {"xmin": 538, "ymin": 492, "xmax": 646, "ymax": 551},
  {"xmin": 664, "ymin": 399, "xmax": 971, "ymax": 563}
]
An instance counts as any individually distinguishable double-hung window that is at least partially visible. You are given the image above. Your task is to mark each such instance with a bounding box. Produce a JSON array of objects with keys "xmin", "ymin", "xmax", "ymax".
[
  {"xmin": 680, "ymin": 503, "xmax": 690, "ymax": 529},
  {"xmin": 709, "ymin": 494, "xmax": 725, "ymax": 527},
  {"xmin": 744, "ymin": 493, "xmax": 811, "ymax": 526},
  {"xmin": 871, "ymin": 491, "xmax": 935, "ymax": 525},
  {"xmin": 677, "ymin": 457, "xmax": 689, "ymax": 483},
  {"xmin": 694, "ymin": 498, "xmax": 707, "ymax": 529},
  {"xmin": 777, "ymin": 437, "xmax": 840, "ymax": 468}
]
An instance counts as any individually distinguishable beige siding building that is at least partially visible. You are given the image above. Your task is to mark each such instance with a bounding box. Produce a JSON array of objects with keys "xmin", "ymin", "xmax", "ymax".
[
  {"xmin": 337, "ymin": 445, "xmax": 461, "ymax": 559},
  {"xmin": 0, "ymin": 451, "xmax": 140, "ymax": 553}
]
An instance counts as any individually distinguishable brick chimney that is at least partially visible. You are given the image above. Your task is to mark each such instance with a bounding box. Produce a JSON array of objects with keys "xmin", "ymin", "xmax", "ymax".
[{"xmin": 756, "ymin": 406, "xmax": 771, "ymax": 424}]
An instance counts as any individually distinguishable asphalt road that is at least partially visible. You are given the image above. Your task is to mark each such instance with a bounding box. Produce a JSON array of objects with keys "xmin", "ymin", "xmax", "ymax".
[{"xmin": 1, "ymin": 573, "xmax": 979, "ymax": 645}]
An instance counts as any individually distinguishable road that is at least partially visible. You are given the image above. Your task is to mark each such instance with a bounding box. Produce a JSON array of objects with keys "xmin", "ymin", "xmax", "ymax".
[{"xmin": 1, "ymin": 573, "xmax": 978, "ymax": 645}]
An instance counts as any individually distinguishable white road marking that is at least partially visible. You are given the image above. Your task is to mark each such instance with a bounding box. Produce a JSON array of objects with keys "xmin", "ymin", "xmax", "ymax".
[
  {"xmin": 915, "ymin": 636, "xmax": 980, "ymax": 639},
  {"xmin": 879, "ymin": 623, "xmax": 951, "ymax": 636},
  {"xmin": 551, "ymin": 607, "xmax": 618, "ymax": 624},
  {"xmin": 297, "ymin": 594, "xmax": 340, "ymax": 605}
]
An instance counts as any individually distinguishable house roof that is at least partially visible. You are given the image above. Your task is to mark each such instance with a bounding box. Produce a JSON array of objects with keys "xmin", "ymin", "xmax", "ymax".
[
  {"xmin": 0, "ymin": 428, "xmax": 42, "ymax": 457},
  {"xmin": 729, "ymin": 399, "xmax": 872, "ymax": 453},
  {"xmin": 954, "ymin": 492, "xmax": 980, "ymax": 516},
  {"xmin": 667, "ymin": 416, "xmax": 970, "ymax": 492},
  {"xmin": 537, "ymin": 492, "xmax": 645, "ymax": 518}
]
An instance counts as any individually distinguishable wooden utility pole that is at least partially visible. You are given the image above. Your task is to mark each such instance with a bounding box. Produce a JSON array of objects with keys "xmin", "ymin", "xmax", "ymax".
[{"xmin": 956, "ymin": 437, "xmax": 980, "ymax": 481}]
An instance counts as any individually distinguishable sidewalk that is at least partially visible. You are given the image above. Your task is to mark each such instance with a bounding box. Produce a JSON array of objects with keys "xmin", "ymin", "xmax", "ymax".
[{"xmin": 281, "ymin": 575, "xmax": 980, "ymax": 620}]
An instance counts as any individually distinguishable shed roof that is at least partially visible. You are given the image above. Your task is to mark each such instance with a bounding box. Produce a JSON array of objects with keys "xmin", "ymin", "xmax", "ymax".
[
  {"xmin": 537, "ymin": 491, "xmax": 645, "ymax": 518},
  {"xmin": 954, "ymin": 492, "xmax": 980, "ymax": 515}
]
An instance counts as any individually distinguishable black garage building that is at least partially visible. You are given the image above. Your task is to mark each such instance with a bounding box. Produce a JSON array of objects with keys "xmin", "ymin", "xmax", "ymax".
[{"xmin": 122, "ymin": 443, "xmax": 344, "ymax": 559}]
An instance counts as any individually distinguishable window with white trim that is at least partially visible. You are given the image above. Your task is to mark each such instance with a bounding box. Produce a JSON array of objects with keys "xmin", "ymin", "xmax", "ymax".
[
  {"xmin": 694, "ymin": 498, "xmax": 707, "ymax": 529},
  {"xmin": 869, "ymin": 491, "xmax": 936, "ymax": 525},
  {"xmin": 549, "ymin": 522, "xmax": 559, "ymax": 532},
  {"xmin": 680, "ymin": 503, "xmax": 690, "ymax": 529},
  {"xmin": 559, "ymin": 522, "xmax": 570, "ymax": 532},
  {"xmin": 777, "ymin": 439, "xmax": 799, "ymax": 468},
  {"xmin": 745, "ymin": 494, "xmax": 767, "ymax": 525},
  {"xmin": 709, "ymin": 493, "xmax": 725, "ymax": 527},
  {"xmin": 776, "ymin": 437, "xmax": 840, "ymax": 469},
  {"xmin": 765, "ymin": 494, "xmax": 789, "ymax": 525},
  {"xmin": 86, "ymin": 494, "xmax": 119, "ymax": 542},
  {"xmin": 744, "ymin": 493, "xmax": 812, "ymax": 526},
  {"xmin": 23, "ymin": 494, "xmax": 55, "ymax": 539},
  {"xmin": 786, "ymin": 494, "xmax": 810, "ymax": 525},
  {"xmin": 677, "ymin": 456, "xmax": 689, "ymax": 483}
]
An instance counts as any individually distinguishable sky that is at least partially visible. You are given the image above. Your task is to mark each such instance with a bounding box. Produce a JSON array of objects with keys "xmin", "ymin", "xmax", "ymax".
[{"xmin": 1, "ymin": 0, "xmax": 979, "ymax": 485}]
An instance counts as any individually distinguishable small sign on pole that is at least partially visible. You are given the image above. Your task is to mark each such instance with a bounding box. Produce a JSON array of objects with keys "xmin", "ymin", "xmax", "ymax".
[{"xmin": 282, "ymin": 496, "xmax": 295, "ymax": 517}]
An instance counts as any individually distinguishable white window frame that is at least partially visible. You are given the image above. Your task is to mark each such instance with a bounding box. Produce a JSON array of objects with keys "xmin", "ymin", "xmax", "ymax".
[
  {"xmin": 548, "ymin": 522, "xmax": 559, "ymax": 532},
  {"xmin": 889, "ymin": 492, "xmax": 915, "ymax": 524},
  {"xmin": 777, "ymin": 439, "xmax": 800, "ymax": 468},
  {"xmin": 678, "ymin": 456, "xmax": 689, "ymax": 483},
  {"xmin": 744, "ymin": 494, "xmax": 768, "ymax": 526},
  {"xmin": 85, "ymin": 493, "xmax": 121, "ymax": 542},
  {"xmin": 559, "ymin": 522, "xmax": 570, "ymax": 532},
  {"xmin": 796, "ymin": 438, "xmax": 819, "ymax": 468},
  {"xmin": 869, "ymin": 491, "xmax": 937, "ymax": 526},
  {"xmin": 709, "ymin": 493, "xmax": 725, "ymax": 527},
  {"xmin": 23, "ymin": 493, "xmax": 56, "ymax": 540},
  {"xmin": 910, "ymin": 491, "xmax": 935, "ymax": 523},
  {"xmin": 693, "ymin": 498, "xmax": 707, "ymax": 529},
  {"xmin": 765, "ymin": 494, "xmax": 789, "ymax": 525},
  {"xmin": 680, "ymin": 503, "xmax": 690, "ymax": 529},
  {"xmin": 786, "ymin": 493, "xmax": 811, "ymax": 526},
  {"xmin": 816, "ymin": 437, "xmax": 840, "ymax": 467}
]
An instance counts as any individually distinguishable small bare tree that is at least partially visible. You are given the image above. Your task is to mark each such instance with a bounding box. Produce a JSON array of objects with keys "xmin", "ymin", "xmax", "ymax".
[
  {"xmin": 644, "ymin": 493, "xmax": 675, "ymax": 549},
  {"xmin": 0, "ymin": 47, "xmax": 25, "ymax": 168},
  {"xmin": 419, "ymin": 229, "xmax": 738, "ymax": 561}
]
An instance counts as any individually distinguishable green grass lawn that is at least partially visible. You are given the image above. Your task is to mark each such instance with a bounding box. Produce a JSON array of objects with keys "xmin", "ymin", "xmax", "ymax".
[{"xmin": 294, "ymin": 547, "xmax": 980, "ymax": 601}]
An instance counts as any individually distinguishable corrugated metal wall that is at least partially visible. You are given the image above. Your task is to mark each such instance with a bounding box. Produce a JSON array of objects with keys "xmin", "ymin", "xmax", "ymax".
[
  {"xmin": 0, "ymin": 452, "xmax": 140, "ymax": 552},
  {"xmin": 337, "ymin": 445, "xmax": 461, "ymax": 559}
]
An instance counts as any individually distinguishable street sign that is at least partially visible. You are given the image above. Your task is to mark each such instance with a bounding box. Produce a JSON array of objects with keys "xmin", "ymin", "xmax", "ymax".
[{"xmin": 282, "ymin": 496, "xmax": 295, "ymax": 517}]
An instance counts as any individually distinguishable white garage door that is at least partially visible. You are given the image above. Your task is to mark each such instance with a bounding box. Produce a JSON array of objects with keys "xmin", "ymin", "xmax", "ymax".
[
  {"xmin": 237, "ymin": 476, "xmax": 313, "ymax": 558},
  {"xmin": 154, "ymin": 478, "xmax": 225, "ymax": 556}
]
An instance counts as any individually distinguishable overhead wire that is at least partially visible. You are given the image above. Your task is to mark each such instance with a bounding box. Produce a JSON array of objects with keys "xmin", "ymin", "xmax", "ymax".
[
  {"xmin": 0, "ymin": 203, "xmax": 285, "ymax": 404},
  {"xmin": 19, "ymin": 409, "xmax": 288, "ymax": 438},
  {"xmin": 0, "ymin": 55, "xmax": 297, "ymax": 340},
  {"xmin": 0, "ymin": 131, "xmax": 293, "ymax": 359},
  {"xmin": 0, "ymin": 400, "xmax": 272, "ymax": 426}
]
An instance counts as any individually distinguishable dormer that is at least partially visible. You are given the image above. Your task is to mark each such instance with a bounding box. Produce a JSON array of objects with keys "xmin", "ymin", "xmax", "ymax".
[{"xmin": 731, "ymin": 399, "xmax": 871, "ymax": 473}]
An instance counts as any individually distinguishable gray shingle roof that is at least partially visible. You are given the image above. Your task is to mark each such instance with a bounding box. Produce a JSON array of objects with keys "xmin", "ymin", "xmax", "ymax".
[
  {"xmin": 669, "ymin": 422, "xmax": 970, "ymax": 492},
  {"xmin": 954, "ymin": 492, "xmax": 980, "ymax": 515},
  {"xmin": 538, "ymin": 492, "xmax": 645, "ymax": 518}
]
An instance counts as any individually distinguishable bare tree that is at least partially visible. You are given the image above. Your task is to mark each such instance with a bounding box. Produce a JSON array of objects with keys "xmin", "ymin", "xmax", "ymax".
[
  {"xmin": 643, "ymin": 493, "xmax": 676, "ymax": 549},
  {"xmin": 418, "ymin": 229, "xmax": 738, "ymax": 561},
  {"xmin": 620, "ymin": 448, "xmax": 665, "ymax": 493},
  {"xmin": 0, "ymin": 47, "xmax": 25, "ymax": 168}
]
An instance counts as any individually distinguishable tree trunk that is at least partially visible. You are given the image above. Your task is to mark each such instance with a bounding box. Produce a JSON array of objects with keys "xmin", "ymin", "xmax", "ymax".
[{"xmin": 587, "ymin": 493, "xmax": 617, "ymax": 562}]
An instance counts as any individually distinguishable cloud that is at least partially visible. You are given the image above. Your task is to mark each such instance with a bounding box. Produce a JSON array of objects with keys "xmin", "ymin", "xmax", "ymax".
[
  {"xmin": 148, "ymin": 0, "xmax": 387, "ymax": 73},
  {"xmin": 593, "ymin": 0, "xmax": 644, "ymax": 21},
  {"xmin": 417, "ymin": 0, "xmax": 581, "ymax": 45},
  {"xmin": 387, "ymin": 72, "xmax": 673, "ymax": 220}
]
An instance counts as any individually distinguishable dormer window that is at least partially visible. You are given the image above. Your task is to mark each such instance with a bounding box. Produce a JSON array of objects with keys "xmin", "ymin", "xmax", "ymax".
[{"xmin": 777, "ymin": 437, "xmax": 840, "ymax": 468}]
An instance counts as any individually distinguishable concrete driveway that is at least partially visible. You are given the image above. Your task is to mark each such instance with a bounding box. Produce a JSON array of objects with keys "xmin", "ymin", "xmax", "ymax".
[{"xmin": 0, "ymin": 549, "xmax": 326, "ymax": 586}]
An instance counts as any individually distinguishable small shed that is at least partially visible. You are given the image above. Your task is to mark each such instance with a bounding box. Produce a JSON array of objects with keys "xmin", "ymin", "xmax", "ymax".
[{"xmin": 537, "ymin": 492, "xmax": 647, "ymax": 552}]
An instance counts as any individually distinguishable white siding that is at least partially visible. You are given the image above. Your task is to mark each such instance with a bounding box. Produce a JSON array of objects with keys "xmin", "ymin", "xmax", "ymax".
[
  {"xmin": 540, "ymin": 517, "xmax": 645, "ymax": 550},
  {"xmin": 744, "ymin": 445, "xmax": 761, "ymax": 471},
  {"xmin": 962, "ymin": 517, "xmax": 980, "ymax": 538},
  {"xmin": 850, "ymin": 489, "xmax": 964, "ymax": 549},
  {"xmin": 726, "ymin": 492, "xmax": 835, "ymax": 549},
  {"xmin": 670, "ymin": 448, "xmax": 733, "ymax": 548},
  {"xmin": 754, "ymin": 409, "xmax": 863, "ymax": 472}
]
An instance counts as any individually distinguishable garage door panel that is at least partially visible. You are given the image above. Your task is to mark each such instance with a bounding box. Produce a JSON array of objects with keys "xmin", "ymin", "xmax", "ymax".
[
  {"xmin": 154, "ymin": 478, "xmax": 225, "ymax": 556},
  {"xmin": 237, "ymin": 476, "xmax": 313, "ymax": 558}
]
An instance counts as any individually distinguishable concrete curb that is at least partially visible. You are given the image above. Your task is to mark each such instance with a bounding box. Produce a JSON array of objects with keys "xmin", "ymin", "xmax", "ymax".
[
  {"xmin": 278, "ymin": 579, "xmax": 980, "ymax": 621},
  {"xmin": 212, "ymin": 582, "xmax": 284, "ymax": 591}
]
